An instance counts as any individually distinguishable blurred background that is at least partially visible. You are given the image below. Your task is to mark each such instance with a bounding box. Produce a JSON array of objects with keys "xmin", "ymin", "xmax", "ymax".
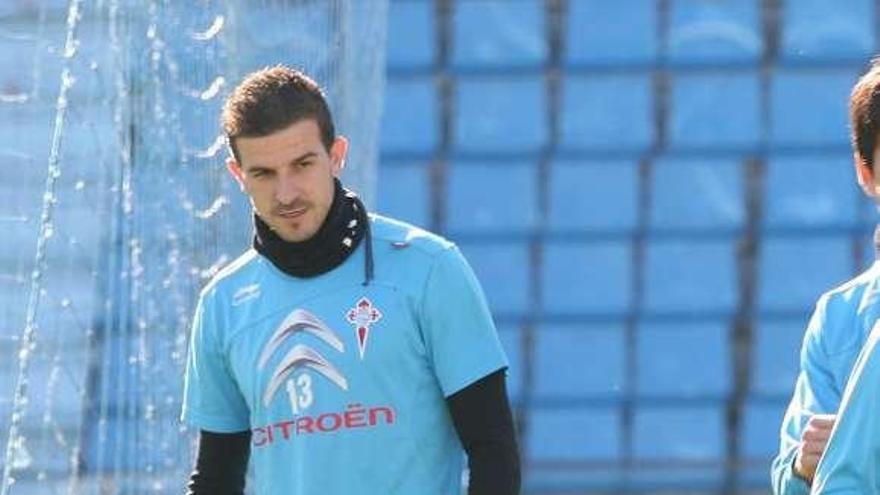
[{"xmin": 0, "ymin": 0, "xmax": 876, "ymax": 494}]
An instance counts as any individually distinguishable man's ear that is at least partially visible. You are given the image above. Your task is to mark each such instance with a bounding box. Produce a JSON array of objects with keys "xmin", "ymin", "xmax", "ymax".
[
  {"xmin": 854, "ymin": 151, "xmax": 879, "ymax": 197},
  {"xmin": 227, "ymin": 158, "xmax": 245, "ymax": 191},
  {"xmin": 329, "ymin": 136, "xmax": 349, "ymax": 177}
]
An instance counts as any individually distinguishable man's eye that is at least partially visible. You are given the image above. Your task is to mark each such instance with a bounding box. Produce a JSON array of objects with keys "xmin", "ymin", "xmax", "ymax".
[{"xmin": 299, "ymin": 161, "xmax": 313, "ymax": 168}]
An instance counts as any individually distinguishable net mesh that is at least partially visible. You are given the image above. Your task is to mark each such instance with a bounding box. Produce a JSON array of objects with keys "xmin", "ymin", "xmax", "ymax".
[{"xmin": 0, "ymin": 1, "xmax": 387, "ymax": 492}]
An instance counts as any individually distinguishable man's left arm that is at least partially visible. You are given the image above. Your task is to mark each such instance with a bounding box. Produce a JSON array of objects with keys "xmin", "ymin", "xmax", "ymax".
[
  {"xmin": 446, "ymin": 369, "xmax": 521, "ymax": 495},
  {"xmin": 810, "ymin": 322, "xmax": 880, "ymax": 494},
  {"xmin": 419, "ymin": 245, "xmax": 521, "ymax": 494}
]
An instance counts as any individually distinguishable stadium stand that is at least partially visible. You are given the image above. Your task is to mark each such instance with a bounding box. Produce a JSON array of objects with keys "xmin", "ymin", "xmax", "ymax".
[
  {"xmin": 642, "ymin": 238, "xmax": 739, "ymax": 317},
  {"xmin": 451, "ymin": 0, "xmax": 547, "ymax": 71},
  {"xmin": 756, "ymin": 235, "xmax": 853, "ymax": 315},
  {"xmin": 541, "ymin": 240, "xmax": 632, "ymax": 317},
  {"xmin": 453, "ymin": 74, "xmax": 547, "ymax": 154},
  {"xmin": 769, "ymin": 68, "xmax": 860, "ymax": 150},
  {"xmin": 546, "ymin": 159, "xmax": 639, "ymax": 234},
  {"xmin": 667, "ymin": 71, "xmax": 762, "ymax": 151},
  {"xmin": 386, "ymin": 0, "xmax": 436, "ymax": 72},
  {"xmin": 380, "ymin": 76, "xmax": 440, "ymax": 155},
  {"xmin": 762, "ymin": 154, "xmax": 860, "ymax": 231},
  {"xmin": 377, "ymin": 159, "xmax": 432, "ymax": 228},
  {"xmin": 779, "ymin": 0, "xmax": 875, "ymax": 64},
  {"xmin": 564, "ymin": 0, "xmax": 657, "ymax": 68},
  {"xmin": 532, "ymin": 323, "xmax": 626, "ymax": 401},
  {"xmin": 666, "ymin": 0, "xmax": 763, "ymax": 66},
  {"xmin": 446, "ymin": 160, "xmax": 539, "ymax": 234},
  {"xmin": 649, "ymin": 156, "xmax": 746, "ymax": 233},
  {"xmin": 559, "ymin": 73, "xmax": 653, "ymax": 153}
]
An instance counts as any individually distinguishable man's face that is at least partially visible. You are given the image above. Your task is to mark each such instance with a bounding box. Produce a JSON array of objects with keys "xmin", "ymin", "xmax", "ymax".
[{"xmin": 228, "ymin": 119, "xmax": 347, "ymax": 242}]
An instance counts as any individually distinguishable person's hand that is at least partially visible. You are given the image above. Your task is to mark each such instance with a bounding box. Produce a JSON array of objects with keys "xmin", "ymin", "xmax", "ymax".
[{"xmin": 794, "ymin": 414, "xmax": 836, "ymax": 484}]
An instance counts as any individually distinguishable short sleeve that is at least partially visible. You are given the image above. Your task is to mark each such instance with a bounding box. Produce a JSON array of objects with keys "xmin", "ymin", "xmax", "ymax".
[
  {"xmin": 181, "ymin": 294, "xmax": 251, "ymax": 432},
  {"xmin": 419, "ymin": 245, "xmax": 508, "ymax": 397}
]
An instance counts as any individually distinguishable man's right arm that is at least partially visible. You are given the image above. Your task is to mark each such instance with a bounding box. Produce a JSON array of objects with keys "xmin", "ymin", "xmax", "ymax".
[
  {"xmin": 771, "ymin": 300, "xmax": 840, "ymax": 495},
  {"xmin": 182, "ymin": 293, "xmax": 252, "ymax": 492}
]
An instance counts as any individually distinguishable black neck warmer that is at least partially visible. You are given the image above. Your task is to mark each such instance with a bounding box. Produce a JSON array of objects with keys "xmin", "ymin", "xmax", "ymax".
[{"xmin": 253, "ymin": 179, "xmax": 373, "ymax": 284}]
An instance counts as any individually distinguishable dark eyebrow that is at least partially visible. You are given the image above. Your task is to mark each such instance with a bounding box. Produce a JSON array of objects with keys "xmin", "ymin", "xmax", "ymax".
[
  {"xmin": 290, "ymin": 151, "xmax": 318, "ymax": 166},
  {"xmin": 245, "ymin": 164, "xmax": 273, "ymax": 174}
]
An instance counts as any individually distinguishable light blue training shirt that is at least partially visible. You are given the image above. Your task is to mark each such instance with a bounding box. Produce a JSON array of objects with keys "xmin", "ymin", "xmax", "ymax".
[
  {"xmin": 772, "ymin": 262, "xmax": 880, "ymax": 495},
  {"xmin": 810, "ymin": 317, "xmax": 880, "ymax": 493},
  {"xmin": 181, "ymin": 214, "xmax": 508, "ymax": 494}
]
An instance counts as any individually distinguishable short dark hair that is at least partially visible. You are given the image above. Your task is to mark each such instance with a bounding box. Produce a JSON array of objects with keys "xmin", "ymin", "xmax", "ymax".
[
  {"xmin": 222, "ymin": 65, "xmax": 335, "ymax": 161},
  {"xmin": 850, "ymin": 59, "xmax": 880, "ymax": 169}
]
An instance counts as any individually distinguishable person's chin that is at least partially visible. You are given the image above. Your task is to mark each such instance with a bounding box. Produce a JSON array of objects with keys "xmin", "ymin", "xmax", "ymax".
[{"xmin": 275, "ymin": 222, "xmax": 318, "ymax": 243}]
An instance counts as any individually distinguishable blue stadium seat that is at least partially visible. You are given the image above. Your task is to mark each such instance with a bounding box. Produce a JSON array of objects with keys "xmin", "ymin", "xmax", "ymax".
[
  {"xmin": 632, "ymin": 404, "xmax": 726, "ymax": 489},
  {"xmin": 667, "ymin": 0, "xmax": 763, "ymax": 66},
  {"xmin": 547, "ymin": 160, "xmax": 638, "ymax": 234},
  {"xmin": 650, "ymin": 157, "xmax": 745, "ymax": 232},
  {"xmin": 740, "ymin": 400, "xmax": 788, "ymax": 461},
  {"xmin": 751, "ymin": 318, "xmax": 805, "ymax": 398},
  {"xmin": 451, "ymin": 0, "xmax": 547, "ymax": 70},
  {"xmin": 533, "ymin": 323, "xmax": 626, "ymax": 401},
  {"xmin": 636, "ymin": 319, "xmax": 732, "ymax": 399},
  {"xmin": 780, "ymin": 0, "xmax": 874, "ymax": 64},
  {"xmin": 643, "ymin": 238, "xmax": 738, "ymax": 316},
  {"xmin": 387, "ymin": 0, "xmax": 435, "ymax": 71},
  {"xmin": 763, "ymin": 154, "xmax": 860, "ymax": 231},
  {"xmin": 527, "ymin": 406, "xmax": 622, "ymax": 462},
  {"xmin": 446, "ymin": 161, "xmax": 538, "ymax": 234},
  {"xmin": 564, "ymin": 0, "xmax": 657, "ymax": 67},
  {"xmin": 541, "ymin": 240, "xmax": 632, "ymax": 316},
  {"xmin": 770, "ymin": 68, "xmax": 860, "ymax": 149},
  {"xmin": 757, "ymin": 235, "xmax": 854, "ymax": 314},
  {"xmin": 377, "ymin": 160, "xmax": 431, "ymax": 228},
  {"xmin": 668, "ymin": 71, "xmax": 761, "ymax": 150},
  {"xmin": 457, "ymin": 241, "xmax": 530, "ymax": 316},
  {"xmin": 738, "ymin": 400, "xmax": 789, "ymax": 487},
  {"xmin": 559, "ymin": 73, "xmax": 653, "ymax": 153},
  {"xmin": 497, "ymin": 325, "xmax": 522, "ymax": 403},
  {"xmin": 381, "ymin": 76, "xmax": 439, "ymax": 155},
  {"xmin": 527, "ymin": 406, "xmax": 624, "ymax": 493},
  {"xmin": 454, "ymin": 75, "xmax": 547, "ymax": 154}
]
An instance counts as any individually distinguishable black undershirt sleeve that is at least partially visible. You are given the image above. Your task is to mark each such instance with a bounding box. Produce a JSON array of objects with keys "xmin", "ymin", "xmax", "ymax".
[
  {"xmin": 446, "ymin": 368, "xmax": 522, "ymax": 495},
  {"xmin": 186, "ymin": 429, "xmax": 251, "ymax": 495}
]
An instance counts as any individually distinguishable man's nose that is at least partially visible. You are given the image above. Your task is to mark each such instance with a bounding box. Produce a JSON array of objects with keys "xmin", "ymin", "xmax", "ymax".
[{"xmin": 275, "ymin": 171, "xmax": 300, "ymax": 205}]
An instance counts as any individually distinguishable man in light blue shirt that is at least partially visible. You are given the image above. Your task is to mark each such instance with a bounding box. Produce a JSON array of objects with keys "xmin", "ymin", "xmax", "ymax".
[
  {"xmin": 181, "ymin": 66, "xmax": 520, "ymax": 494},
  {"xmin": 771, "ymin": 60, "xmax": 880, "ymax": 494}
]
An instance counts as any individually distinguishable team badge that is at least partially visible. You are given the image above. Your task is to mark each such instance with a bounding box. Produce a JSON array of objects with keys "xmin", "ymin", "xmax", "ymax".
[{"xmin": 346, "ymin": 297, "xmax": 382, "ymax": 359}]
